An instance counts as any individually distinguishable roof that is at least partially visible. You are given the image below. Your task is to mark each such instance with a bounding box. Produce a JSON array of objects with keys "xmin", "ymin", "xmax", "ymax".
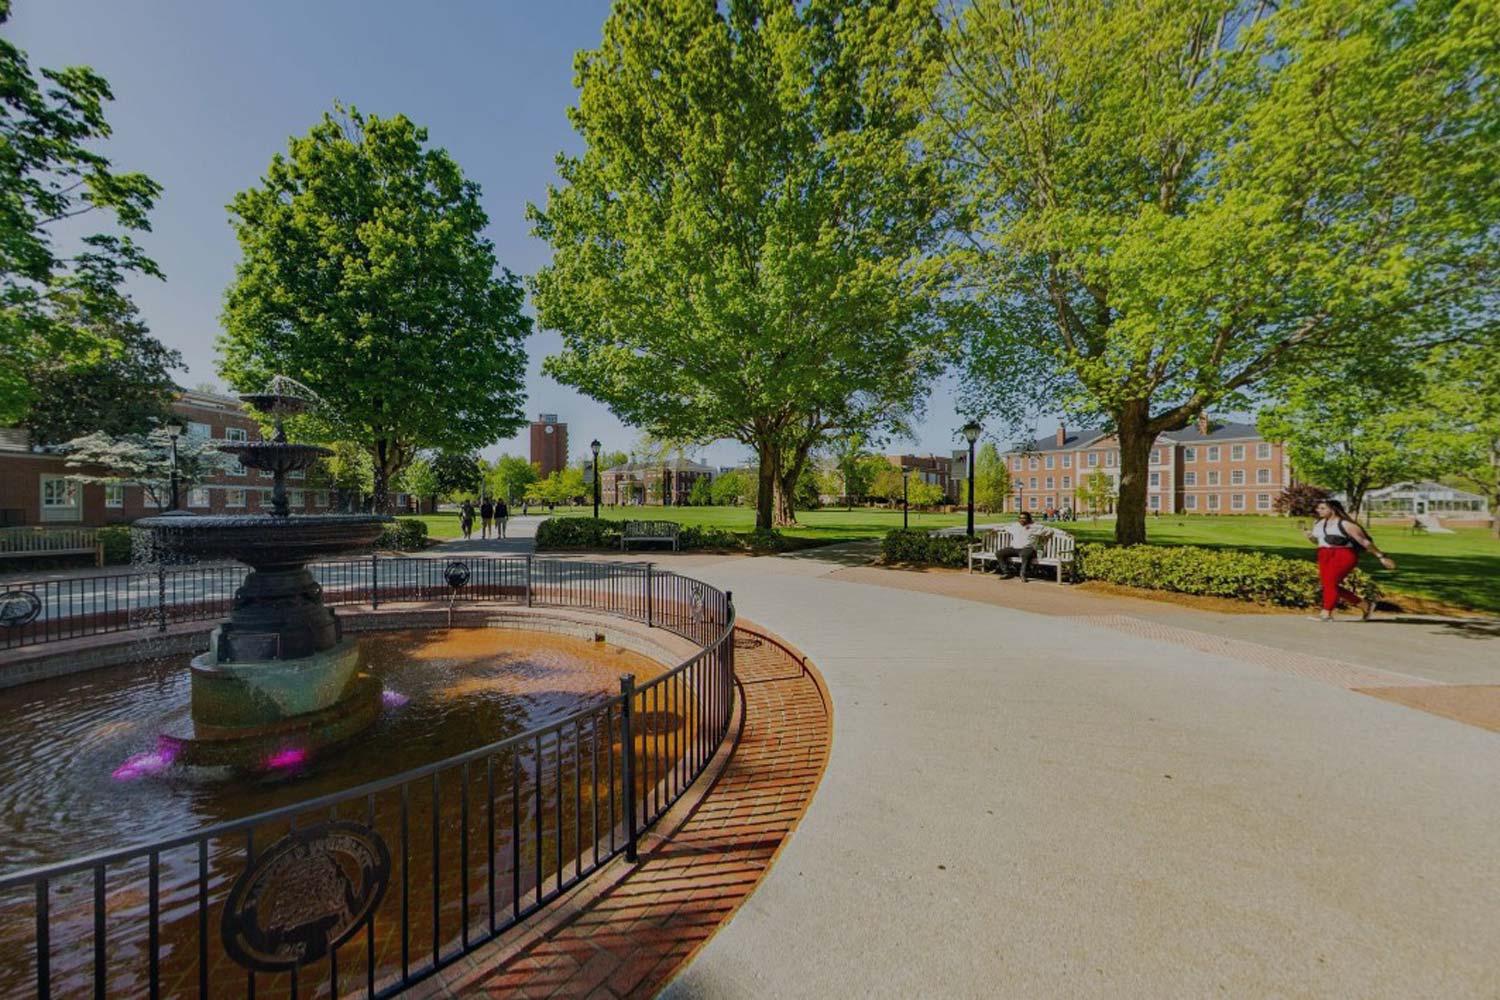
[
  {"xmin": 1160, "ymin": 421, "xmax": 1262, "ymax": 443},
  {"xmin": 1009, "ymin": 430, "xmax": 1107, "ymax": 454},
  {"xmin": 1364, "ymin": 481, "xmax": 1487, "ymax": 501},
  {"xmin": 1009, "ymin": 421, "xmax": 1264, "ymax": 453}
]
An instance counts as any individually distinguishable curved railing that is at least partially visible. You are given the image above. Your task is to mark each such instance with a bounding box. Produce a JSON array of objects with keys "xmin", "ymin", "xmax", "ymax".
[{"xmin": 0, "ymin": 559, "xmax": 736, "ymax": 999}]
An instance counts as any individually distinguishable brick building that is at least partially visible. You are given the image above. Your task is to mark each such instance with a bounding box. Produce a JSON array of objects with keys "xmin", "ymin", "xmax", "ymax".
[
  {"xmin": 529, "ymin": 414, "xmax": 568, "ymax": 479},
  {"xmin": 1002, "ymin": 417, "xmax": 1292, "ymax": 515},
  {"xmin": 0, "ymin": 388, "xmax": 361, "ymax": 527},
  {"xmin": 887, "ymin": 454, "xmax": 960, "ymax": 502},
  {"xmin": 601, "ymin": 458, "xmax": 715, "ymax": 506}
]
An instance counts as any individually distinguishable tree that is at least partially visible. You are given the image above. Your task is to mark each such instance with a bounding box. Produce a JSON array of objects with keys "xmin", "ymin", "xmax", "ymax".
[
  {"xmin": 396, "ymin": 457, "xmax": 439, "ymax": 510},
  {"xmin": 558, "ymin": 467, "xmax": 588, "ymax": 505},
  {"xmin": 1274, "ymin": 483, "xmax": 1331, "ymax": 519},
  {"xmin": 59, "ymin": 428, "xmax": 230, "ymax": 510},
  {"xmin": 932, "ymin": 0, "xmax": 1499, "ymax": 546},
  {"xmin": 0, "ymin": 2, "xmax": 163, "ymax": 424},
  {"xmin": 305, "ymin": 440, "xmax": 373, "ymax": 511},
  {"xmin": 710, "ymin": 469, "xmax": 754, "ymax": 507},
  {"xmin": 1076, "ymin": 472, "xmax": 1117, "ymax": 521},
  {"xmin": 1410, "ymin": 345, "xmax": 1500, "ymax": 538},
  {"xmin": 432, "ymin": 451, "xmax": 482, "ymax": 500},
  {"xmin": 218, "ymin": 104, "xmax": 530, "ymax": 512},
  {"xmin": 530, "ymin": 0, "xmax": 955, "ymax": 531},
  {"xmin": 972, "ymin": 443, "xmax": 1011, "ymax": 514},
  {"xmin": 487, "ymin": 455, "xmax": 538, "ymax": 504},
  {"xmin": 688, "ymin": 476, "xmax": 712, "ymax": 507},
  {"xmin": 907, "ymin": 479, "xmax": 944, "ymax": 508},
  {"xmin": 869, "ymin": 465, "xmax": 906, "ymax": 507},
  {"xmin": 24, "ymin": 294, "xmax": 181, "ymax": 444}
]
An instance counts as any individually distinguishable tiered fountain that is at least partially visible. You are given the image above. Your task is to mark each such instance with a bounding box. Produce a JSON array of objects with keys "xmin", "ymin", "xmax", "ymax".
[{"xmin": 137, "ymin": 386, "xmax": 390, "ymax": 766}]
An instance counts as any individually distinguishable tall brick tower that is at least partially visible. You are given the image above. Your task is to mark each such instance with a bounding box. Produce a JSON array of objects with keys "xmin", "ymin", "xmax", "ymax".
[{"xmin": 529, "ymin": 414, "xmax": 568, "ymax": 478}]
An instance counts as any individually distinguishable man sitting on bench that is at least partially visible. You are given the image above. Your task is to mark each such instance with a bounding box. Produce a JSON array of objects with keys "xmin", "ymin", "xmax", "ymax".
[{"xmin": 997, "ymin": 512, "xmax": 1050, "ymax": 581}]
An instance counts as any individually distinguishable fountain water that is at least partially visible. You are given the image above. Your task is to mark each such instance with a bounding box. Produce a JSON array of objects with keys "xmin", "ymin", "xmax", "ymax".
[{"xmin": 135, "ymin": 388, "xmax": 390, "ymax": 765}]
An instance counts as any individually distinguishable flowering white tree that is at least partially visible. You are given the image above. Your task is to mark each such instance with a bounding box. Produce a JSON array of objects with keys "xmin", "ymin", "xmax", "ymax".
[{"xmin": 60, "ymin": 428, "xmax": 232, "ymax": 510}]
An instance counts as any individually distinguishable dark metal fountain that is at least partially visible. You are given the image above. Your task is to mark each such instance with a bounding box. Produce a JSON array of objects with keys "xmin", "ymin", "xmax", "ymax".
[{"xmin": 137, "ymin": 387, "xmax": 390, "ymax": 765}]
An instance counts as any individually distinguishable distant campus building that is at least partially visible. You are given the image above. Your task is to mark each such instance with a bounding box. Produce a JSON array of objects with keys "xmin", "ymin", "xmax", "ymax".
[
  {"xmin": 600, "ymin": 457, "xmax": 715, "ymax": 506},
  {"xmin": 1001, "ymin": 417, "xmax": 1292, "ymax": 515},
  {"xmin": 529, "ymin": 413, "xmax": 569, "ymax": 479}
]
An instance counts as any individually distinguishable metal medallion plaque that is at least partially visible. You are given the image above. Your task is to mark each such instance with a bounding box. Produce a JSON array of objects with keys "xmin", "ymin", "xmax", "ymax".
[
  {"xmin": 221, "ymin": 820, "xmax": 390, "ymax": 972},
  {"xmin": 444, "ymin": 560, "xmax": 471, "ymax": 590},
  {"xmin": 0, "ymin": 590, "xmax": 41, "ymax": 629}
]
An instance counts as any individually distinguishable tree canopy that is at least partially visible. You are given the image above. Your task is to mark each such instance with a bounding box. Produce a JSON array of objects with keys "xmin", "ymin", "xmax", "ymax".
[
  {"xmin": 530, "ymin": 0, "xmax": 956, "ymax": 529},
  {"xmin": 930, "ymin": 0, "xmax": 1499, "ymax": 544},
  {"xmin": 218, "ymin": 105, "xmax": 530, "ymax": 511},
  {"xmin": 61, "ymin": 427, "xmax": 229, "ymax": 510}
]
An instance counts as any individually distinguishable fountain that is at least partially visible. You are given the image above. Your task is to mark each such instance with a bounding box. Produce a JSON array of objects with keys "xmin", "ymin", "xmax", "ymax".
[{"xmin": 136, "ymin": 387, "xmax": 390, "ymax": 765}]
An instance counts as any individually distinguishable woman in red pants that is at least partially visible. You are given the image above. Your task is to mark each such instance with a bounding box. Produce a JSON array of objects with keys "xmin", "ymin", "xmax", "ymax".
[{"xmin": 1303, "ymin": 499, "xmax": 1396, "ymax": 621}]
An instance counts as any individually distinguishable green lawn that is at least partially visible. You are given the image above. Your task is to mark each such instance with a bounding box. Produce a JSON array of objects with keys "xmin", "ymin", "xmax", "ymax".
[{"xmin": 402, "ymin": 507, "xmax": 1500, "ymax": 613}]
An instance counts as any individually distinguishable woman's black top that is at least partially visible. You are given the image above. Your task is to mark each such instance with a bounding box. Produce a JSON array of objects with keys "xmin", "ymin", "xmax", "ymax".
[{"xmin": 480, "ymin": 501, "xmax": 494, "ymax": 519}]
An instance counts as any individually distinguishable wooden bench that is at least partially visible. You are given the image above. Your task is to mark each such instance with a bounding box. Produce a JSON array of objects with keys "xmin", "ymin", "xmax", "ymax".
[
  {"xmin": 0, "ymin": 526, "xmax": 104, "ymax": 567},
  {"xmin": 969, "ymin": 526, "xmax": 1076, "ymax": 584},
  {"xmin": 621, "ymin": 520, "xmax": 680, "ymax": 551}
]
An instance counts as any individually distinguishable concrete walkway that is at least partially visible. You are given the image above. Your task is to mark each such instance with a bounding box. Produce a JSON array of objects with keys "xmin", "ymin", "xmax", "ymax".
[{"xmin": 657, "ymin": 548, "xmax": 1500, "ymax": 999}]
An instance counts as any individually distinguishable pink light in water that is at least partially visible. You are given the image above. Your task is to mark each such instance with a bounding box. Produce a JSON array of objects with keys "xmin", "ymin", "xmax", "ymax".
[
  {"xmin": 381, "ymin": 689, "xmax": 409, "ymax": 708},
  {"xmin": 264, "ymin": 746, "xmax": 309, "ymax": 770},
  {"xmin": 112, "ymin": 740, "xmax": 180, "ymax": 780}
]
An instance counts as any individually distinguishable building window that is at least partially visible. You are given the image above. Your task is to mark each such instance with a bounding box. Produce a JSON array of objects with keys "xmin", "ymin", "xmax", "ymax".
[
  {"xmin": 226, "ymin": 488, "xmax": 246, "ymax": 508},
  {"xmin": 1232, "ymin": 493, "xmax": 1245, "ymax": 510},
  {"xmin": 1029, "ymin": 457, "xmax": 1039, "ymax": 470},
  {"xmin": 1257, "ymin": 493, "xmax": 1272, "ymax": 510},
  {"xmin": 1231, "ymin": 444, "xmax": 1245, "ymax": 461},
  {"xmin": 1087, "ymin": 453, "xmax": 1098, "ymax": 467},
  {"xmin": 1062, "ymin": 454, "xmax": 1072, "ymax": 468},
  {"xmin": 1151, "ymin": 448, "xmax": 1161, "ymax": 465},
  {"xmin": 1185, "ymin": 494, "xmax": 1198, "ymax": 510},
  {"xmin": 1149, "ymin": 472, "xmax": 1160, "ymax": 487},
  {"xmin": 1029, "ymin": 477, "xmax": 1037, "ymax": 490},
  {"xmin": 257, "ymin": 489, "xmax": 273, "ymax": 506},
  {"xmin": 1045, "ymin": 455, "xmax": 1054, "ymax": 469},
  {"xmin": 105, "ymin": 483, "xmax": 124, "ymax": 508},
  {"xmin": 1184, "ymin": 447, "xmax": 1196, "ymax": 462},
  {"xmin": 315, "ymin": 491, "xmax": 329, "ymax": 508},
  {"xmin": 1207, "ymin": 470, "xmax": 1220, "ymax": 485},
  {"xmin": 1027, "ymin": 495, "xmax": 1038, "ymax": 510},
  {"xmin": 1231, "ymin": 469, "xmax": 1245, "ymax": 485},
  {"xmin": 1207, "ymin": 493, "xmax": 1220, "ymax": 511},
  {"xmin": 288, "ymin": 469, "xmax": 305, "ymax": 480},
  {"xmin": 1045, "ymin": 477, "xmax": 1054, "ymax": 489},
  {"xmin": 225, "ymin": 427, "xmax": 248, "ymax": 443},
  {"xmin": 1045, "ymin": 496, "xmax": 1055, "ymax": 508},
  {"xmin": 1013, "ymin": 458, "xmax": 1023, "ymax": 472},
  {"xmin": 290, "ymin": 490, "xmax": 305, "ymax": 508},
  {"xmin": 1061, "ymin": 476, "xmax": 1071, "ymax": 489},
  {"xmin": 1257, "ymin": 442, "xmax": 1272, "ymax": 460},
  {"xmin": 40, "ymin": 476, "xmax": 81, "ymax": 521},
  {"xmin": 186, "ymin": 421, "xmax": 212, "ymax": 440},
  {"xmin": 1257, "ymin": 468, "xmax": 1271, "ymax": 484},
  {"xmin": 1184, "ymin": 471, "xmax": 1196, "ymax": 486},
  {"xmin": 1149, "ymin": 494, "xmax": 1161, "ymax": 511},
  {"xmin": 1207, "ymin": 446, "xmax": 1220, "ymax": 462},
  {"xmin": 1105, "ymin": 452, "xmax": 1117, "ymax": 467},
  {"xmin": 188, "ymin": 487, "xmax": 210, "ymax": 508}
]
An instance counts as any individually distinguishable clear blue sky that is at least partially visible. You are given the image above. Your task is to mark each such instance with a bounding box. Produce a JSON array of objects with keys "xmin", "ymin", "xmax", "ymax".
[{"xmin": 12, "ymin": 0, "xmax": 982, "ymax": 467}]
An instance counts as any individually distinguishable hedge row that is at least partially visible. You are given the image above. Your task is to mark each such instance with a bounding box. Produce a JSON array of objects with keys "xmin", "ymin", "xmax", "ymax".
[
  {"xmin": 535, "ymin": 518, "xmax": 808, "ymax": 555},
  {"xmin": 879, "ymin": 529, "xmax": 1379, "ymax": 608},
  {"xmin": 376, "ymin": 519, "xmax": 430, "ymax": 552}
]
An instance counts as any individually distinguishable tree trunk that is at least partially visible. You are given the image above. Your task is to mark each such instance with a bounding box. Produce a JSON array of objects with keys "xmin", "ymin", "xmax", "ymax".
[
  {"xmin": 754, "ymin": 439, "xmax": 778, "ymax": 531},
  {"xmin": 1113, "ymin": 403, "xmax": 1154, "ymax": 546},
  {"xmin": 372, "ymin": 439, "xmax": 402, "ymax": 515},
  {"xmin": 774, "ymin": 439, "xmax": 812, "ymax": 528}
]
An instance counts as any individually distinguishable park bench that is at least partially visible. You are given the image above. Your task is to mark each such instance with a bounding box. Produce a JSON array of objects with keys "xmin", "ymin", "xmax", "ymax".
[
  {"xmin": 621, "ymin": 519, "xmax": 680, "ymax": 552},
  {"xmin": 0, "ymin": 526, "xmax": 104, "ymax": 567},
  {"xmin": 968, "ymin": 525, "xmax": 1077, "ymax": 584}
]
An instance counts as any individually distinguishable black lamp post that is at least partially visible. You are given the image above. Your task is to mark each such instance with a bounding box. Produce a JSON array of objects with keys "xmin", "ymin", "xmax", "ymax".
[
  {"xmin": 590, "ymin": 438, "xmax": 601, "ymax": 518},
  {"xmin": 165, "ymin": 420, "xmax": 183, "ymax": 511},
  {"xmin": 902, "ymin": 467, "xmax": 911, "ymax": 529},
  {"xmin": 963, "ymin": 421, "xmax": 981, "ymax": 537}
]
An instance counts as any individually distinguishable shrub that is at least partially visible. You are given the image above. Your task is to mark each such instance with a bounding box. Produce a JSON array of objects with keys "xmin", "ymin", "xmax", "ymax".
[
  {"xmin": 743, "ymin": 528, "xmax": 794, "ymax": 554},
  {"xmin": 880, "ymin": 529, "xmax": 969, "ymax": 568},
  {"xmin": 679, "ymin": 525, "xmax": 739, "ymax": 551},
  {"xmin": 535, "ymin": 517, "xmax": 621, "ymax": 550},
  {"xmin": 376, "ymin": 518, "xmax": 429, "ymax": 551},
  {"xmin": 97, "ymin": 525, "xmax": 135, "ymax": 565},
  {"xmin": 1074, "ymin": 542, "xmax": 1380, "ymax": 608}
]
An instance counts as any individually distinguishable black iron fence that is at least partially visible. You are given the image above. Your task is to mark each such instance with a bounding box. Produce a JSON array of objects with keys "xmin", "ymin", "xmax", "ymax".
[{"xmin": 0, "ymin": 560, "xmax": 736, "ymax": 999}]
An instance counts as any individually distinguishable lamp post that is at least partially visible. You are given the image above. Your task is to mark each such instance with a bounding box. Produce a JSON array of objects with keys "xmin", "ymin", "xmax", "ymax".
[
  {"xmin": 963, "ymin": 421, "xmax": 981, "ymax": 537},
  {"xmin": 165, "ymin": 420, "xmax": 183, "ymax": 511},
  {"xmin": 590, "ymin": 439, "xmax": 601, "ymax": 518},
  {"xmin": 902, "ymin": 467, "xmax": 911, "ymax": 529}
]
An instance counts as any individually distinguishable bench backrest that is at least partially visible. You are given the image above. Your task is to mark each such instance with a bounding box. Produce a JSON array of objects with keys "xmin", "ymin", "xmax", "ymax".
[
  {"xmin": 624, "ymin": 520, "xmax": 679, "ymax": 538},
  {"xmin": 0, "ymin": 526, "xmax": 99, "ymax": 555},
  {"xmin": 1043, "ymin": 530, "xmax": 1075, "ymax": 559}
]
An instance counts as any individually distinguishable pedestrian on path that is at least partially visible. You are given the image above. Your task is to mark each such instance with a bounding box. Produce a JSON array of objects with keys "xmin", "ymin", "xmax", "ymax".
[
  {"xmin": 460, "ymin": 500, "xmax": 474, "ymax": 540},
  {"xmin": 480, "ymin": 498, "xmax": 495, "ymax": 540},
  {"xmin": 1303, "ymin": 499, "xmax": 1396, "ymax": 621},
  {"xmin": 496, "ymin": 498, "xmax": 509, "ymax": 539}
]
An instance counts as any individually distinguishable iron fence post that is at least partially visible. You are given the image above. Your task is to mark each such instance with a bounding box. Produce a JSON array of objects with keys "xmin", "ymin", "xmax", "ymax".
[
  {"xmin": 645, "ymin": 562, "xmax": 654, "ymax": 628},
  {"xmin": 371, "ymin": 550, "xmax": 380, "ymax": 610},
  {"xmin": 525, "ymin": 554, "xmax": 533, "ymax": 607},
  {"xmin": 620, "ymin": 673, "xmax": 638, "ymax": 862},
  {"xmin": 156, "ymin": 565, "xmax": 167, "ymax": 633}
]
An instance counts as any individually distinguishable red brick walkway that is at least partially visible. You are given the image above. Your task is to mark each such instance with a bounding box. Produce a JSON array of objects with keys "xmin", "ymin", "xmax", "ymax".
[{"xmin": 429, "ymin": 623, "xmax": 831, "ymax": 999}]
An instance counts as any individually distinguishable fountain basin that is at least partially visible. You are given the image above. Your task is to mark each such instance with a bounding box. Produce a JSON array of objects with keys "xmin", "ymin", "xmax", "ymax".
[
  {"xmin": 136, "ymin": 512, "xmax": 389, "ymax": 570},
  {"xmin": 190, "ymin": 638, "xmax": 364, "ymax": 725}
]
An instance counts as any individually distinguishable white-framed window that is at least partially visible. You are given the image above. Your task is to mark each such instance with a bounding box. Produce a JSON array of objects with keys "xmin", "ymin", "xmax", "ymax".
[
  {"xmin": 257, "ymin": 489, "xmax": 273, "ymax": 506},
  {"xmin": 40, "ymin": 475, "xmax": 81, "ymax": 522},
  {"xmin": 1185, "ymin": 494, "xmax": 1198, "ymax": 510},
  {"xmin": 1027, "ymin": 495, "xmax": 1038, "ymax": 510},
  {"xmin": 1257, "ymin": 493, "xmax": 1272, "ymax": 510},
  {"xmin": 225, "ymin": 427, "xmax": 248, "ymax": 443},
  {"xmin": 186, "ymin": 421, "xmax": 212, "ymax": 440},
  {"xmin": 315, "ymin": 491, "xmax": 329, "ymax": 508},
  {"xmin": 226, "ymin": 488, "xmax": 246, "ymax": 508},
  {"xmin": 1149, "ymin": 494, "xmax": 1161, "ymax": 511},
  {"xmin": 1045, "ymin": 495, "xmax": 1055, "ymax": 508},
  {"xmin": 1231, "ymin": 470, "xmax": 1245, "ymax": 485},
  {"xmin": 1087, "ymin": 453, "xmax": 1098, "ymax": 468},
  {"xmin": 1184, "ymin": 472, "xmax": 1197, "ymax": 486},
  {"xmin": 188, "ymin": 487, "xmax": 210, "ymax": 508},
  {"xmin": 1105, "ymin": 452, "xmax": 1117, "ymax": 467},
  {"xmin": 1184, "ymin": 447, "xmax": 1196, "ymax": 462},
  {"xmin": 1045, "ymin": 477, "xmax": 1054, "ymax": 489},
  {"xmin": 259, "ymin": 469, "xmax": 273, "ymax": 479},
  {"xmin": 1257, "ymin": 442, "xmax": 1272, "ymax": 460},
  {"xmin": 1061, "ymin": 476, "xmax": 1071, "ymax": 489},
  {"xmin": 1013, "ymin": 458, "xmax": 1023, "ymax": 472},
  {"xmin": 288, "ymin": 469, "xmax": 305, "ymax": 480},
  {"xmin": 1207, "ymin": 446, "xmax": 1220, "ymax": 461},
  {"xmin": 1029, "ymin": 477, "xmax": 1037, "ymax": 489},
  {"xmin": 1149, "ymin": 472, "xmax": 1160, "ymax": 487},
  {"xmin": 1045, "ymin": 455, "xmax": 1054, "ymax": 469},
  {"xmin": 1062, "ymin": 454, "xmax": 1072, "ymax": 468},
  {"xmin": 1207, "ymin": 470, "xmax": 1220, "ymax": 485},
  {"xmin": 1232, "ymin": 493, "xmax": 1245, "ymax": 510},
  {"xmin": 1029, "ymin": 456, "xmax": 1039, "ymax": 470},
  {"xmin": 105, "ymin": 483, "xmax": 125, "ymax": 508},
  {"xmin": 1231, "ymin": 444, "xmax": 1245, "ymax": 461},
  {"xmin": 290, "ymin": 490, "xmax": 305, "ymax": 508},
  {"xmin": 1151, "ymin": 448, "xmax": 1162, "ymax": 465},
  {"xmin": 1207, "ymin": 493, "xmax": 1220, "ymax": 511},
  {"xmin": 1257, "ymin": 468, "xmax": 1271, "ymax": 484}
]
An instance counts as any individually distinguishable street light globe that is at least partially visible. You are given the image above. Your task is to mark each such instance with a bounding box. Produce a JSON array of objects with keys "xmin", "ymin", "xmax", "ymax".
[
  {"xmin": 962, "ymin": 421, "xmax": 981, "ymax": 444},
  {"xmin": 164, "ymin": 420, "xmax": 183, "ymax": 440},
  {"xmin": 590, "ymin": 439, "xmax": 601, "ymax": 456}
]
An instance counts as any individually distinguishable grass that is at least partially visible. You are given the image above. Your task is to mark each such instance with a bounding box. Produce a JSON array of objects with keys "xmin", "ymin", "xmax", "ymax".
[{"xmin": 400, "ymin": 507, "xmax": 1500, "ymax": 614}]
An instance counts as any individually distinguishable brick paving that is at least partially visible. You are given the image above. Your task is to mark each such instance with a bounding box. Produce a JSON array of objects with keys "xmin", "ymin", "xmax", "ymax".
[{"xmin": 429, "ymin": 623, "xmax": 831, "ymax": 999}]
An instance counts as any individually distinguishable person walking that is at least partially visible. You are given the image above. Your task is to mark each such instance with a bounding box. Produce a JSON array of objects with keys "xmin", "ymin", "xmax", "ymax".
[
  {"xmin": 459, "ymin": 499, "xmax": 474, "ymax": 540},
  {"xmin": 496, "ymin": 498, "xmax": 509, "ymax": 539},
  {"xmin": 479, "ymin": 497, "xmax": 495, "ymax": 540},
  {"xmin": 1303, "ymin": 499, "xmax": 1396, "ymax": 621}
]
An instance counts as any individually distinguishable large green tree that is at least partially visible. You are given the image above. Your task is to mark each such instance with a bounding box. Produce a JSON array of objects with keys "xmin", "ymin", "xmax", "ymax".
[
  {"xmin": 973, "ymin": 442, "xmax": 1011, "ymax": 514},
  {"xmin": 432, "ymin": 450, "xmax": 483, "ymax": 500},
  {"xmin": 1411, "ymin": 345, "xmax": 1500, "ymax": 537},
  {"xmin": 219, "ymin": 105, "xmax": 530, "ymax": 511},
  {"xmin": 931, "ymin": 0, "xmax": 1499, "ymax": 545},
  {"xmin": 1, "ymin": 1, "xmax": 163, "ymax": 424},
  {"xmin": 530, "ymin": 0, "xmax": 955, "ymax": 529}
]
